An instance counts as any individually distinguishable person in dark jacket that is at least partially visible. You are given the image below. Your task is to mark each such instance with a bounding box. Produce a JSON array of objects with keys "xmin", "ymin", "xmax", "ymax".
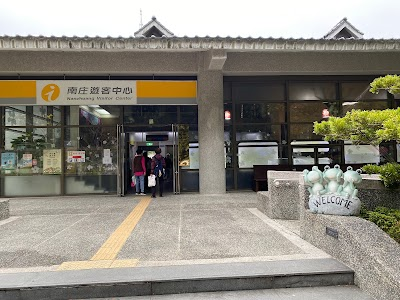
[
  {"xmin": 143, "ymin": 151, "xmax": 152, "ymax": 193},
  {"xmin": 133, "ymin": 149, "xmax": 146, "ymax": 195},
  {"xmin": 150, "ymin": 148, "xmax": 166, "ymax": 198}
]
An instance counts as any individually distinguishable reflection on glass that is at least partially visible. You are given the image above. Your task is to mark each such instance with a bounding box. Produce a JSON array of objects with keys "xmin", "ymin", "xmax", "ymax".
[
  {"xmin": 236, "ymin": 103, "xmax": 285, "ymax": 123},
  {"xmin": 233, "ymin": 83, "xmax": 285, "ymax": 101},
  {"xmin": 341, "ymin": 82, "xmax": 387, "ymax": 101},
  {"xmin": 123, "ymin": 105, "xmax": 179, "ymax": 125},
  {"xmin": 290, "ymin": 102, "xmax": 340, "ymax": 122},
  {"xmin": 344, "ymin": 143, "xmax": 379, "ymax": 164},
  {"xmin": 238, "ymin": 142, "xmax": 279, "ymax": 168},
  {"xmin": 5, "ymin": 107, "xmax": 26, "ymax": 126},
  {"xmin": 64, "ymin": 126, "xmax": 118, "ymax": 175},
  {"xmin": 342, "ymin": 101, "xmax": 388, "ymax": 115},
  {"xmin": 236, "ymin": 124, "xmax": 286, "ymax": 143},
  {"xmin": 398, "ymin": 144, "xmax": 400, "ymax": 162},
  {"xmin": 3, "ymin": 128, "xmax": 62, "ymax": 175},
  {"xmin": 290, "ymin": 124, "xmax": 321, "ymax": 140},
  {"xmin": 291, "ymin": 141, "xmax": 330, "ymax": 165},
  {"xmin": 289, "ymin": 82, "xmax": 336, "ymax": 101},
  {"xmin": 188, "ymin": 143, "xmax": 199, "ymax": 169},
  {"xmin": 65, "ymin": 106, "xmax": 120, "ymax": 126}
]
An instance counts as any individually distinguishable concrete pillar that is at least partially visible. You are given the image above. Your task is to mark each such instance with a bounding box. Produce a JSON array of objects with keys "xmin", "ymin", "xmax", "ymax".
[{"xmin": 197, "ymin": 69, "xmax": 226, "ymax": 194}]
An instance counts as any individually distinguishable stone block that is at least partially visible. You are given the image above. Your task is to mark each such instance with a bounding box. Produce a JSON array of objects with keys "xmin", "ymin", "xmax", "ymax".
[
  {"xmin": 300, "ymin": 210, "xmax": 400, "ymax": 300},
  {"xmin": 0, "ymin": 199, "xmax": 9, "ymax": 221},
  {"xmin": 257, "ymin": 171, "xmax": 302, "ymax": 220}
]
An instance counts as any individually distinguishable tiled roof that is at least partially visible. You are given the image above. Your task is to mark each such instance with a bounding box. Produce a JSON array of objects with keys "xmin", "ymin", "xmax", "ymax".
[{"xmin": 0, "ymin": 35, "xmax": 399, "ymax": 51}]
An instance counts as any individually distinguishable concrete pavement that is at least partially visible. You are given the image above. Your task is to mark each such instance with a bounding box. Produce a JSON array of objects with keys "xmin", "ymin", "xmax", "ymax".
[{"xmin": 0, "ymin": 192, "xmax": 373, "ymax": 299}]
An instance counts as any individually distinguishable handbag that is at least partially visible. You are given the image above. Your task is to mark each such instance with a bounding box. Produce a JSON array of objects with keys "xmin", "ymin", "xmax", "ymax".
[
  {"xmin": 148, "ymin": 174, "xmax": 156, "ymax": 187},
  {"xmin": 131, "ymin": 175, "xmax": 136, "ymax": 188}
]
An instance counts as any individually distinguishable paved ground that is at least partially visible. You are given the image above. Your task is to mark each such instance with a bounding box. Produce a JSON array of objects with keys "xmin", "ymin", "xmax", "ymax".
[
  {"xmin": 0, "ymin": 192, "xmax": 374, "ymax": 299},
  {"xmin": 0, "ymin": 192, "xmax": 329, "ymax": 272}
]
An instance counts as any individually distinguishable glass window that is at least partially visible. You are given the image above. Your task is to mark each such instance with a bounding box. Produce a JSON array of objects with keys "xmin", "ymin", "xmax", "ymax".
[
  {"xmin": 237, "ymin": 142, "xmax": 281, "ymax": 168},
  {"xmin": 180, "ymin": 106, "xmax": 198, "ymax": 124},
  {"xmin": 123, "ymin": 105, "xmax": 177, "ymax": 125},
  {"xmin": 342, "ymin": 100, "xmax": 389, "ymax": 115},
  {"xmin": 236, "ymin": 103, "xmax": 285, "ymax": 123},
  {"xmin": 289, "ymin": 82, "xmax": 336, "ymax": 101},
  {"xmin": 64, "ymin": 126, "xmax": 118, "ymax": 175},
  {"xmin": 344, "ymin": 143, "xmax": 380, "ymax": 164},
  {"xmin": 233, "ymin": 83, "xmax": 285, "ymax": 101},
  {"xmin": 236, "ymin": 124, "xmax": 288, "ymax": 144},
  {"xmin": 291, "ymin": 141, "xmax": 331, "ymax": 165},
  {"xmin": 5, "ymin": 107, "xmax": 26, "ymax": 126},
  {"xmin": 65, "ymin": 105, "xmax": 121, "ymax": 126},
  {"xmin": 223, "ymin": 82, "xmax": 232, "ymax": 103},
  {"xmin": 397, "ymin": 144, "xmax": 400, "ymax": 162},
  {"xmin": 5, "ymin": 106, "xmax": 61, "ymax": 127},
  {"xmin": 224, "ymin": 125, "xmax": 233, "ymax": 168},
  {"xmin": 290, "ymin": 101, "xmax": 340, "ymax": 122},
  {"xmin": 341, "ymin": 82, "xmax": 387, "ymax": 100},
  {"xmin": 3, "ymin": 128, "xmax": 62, "ymax": 175},
  {"xmin": 290, "ymin": 124, "xmax": 323, "ymax": 140}
]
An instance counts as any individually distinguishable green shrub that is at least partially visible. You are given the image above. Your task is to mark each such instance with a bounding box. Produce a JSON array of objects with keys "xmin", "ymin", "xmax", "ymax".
[
  {"xmin": 361, "ymin": 206, "xmax": 400, "ymax": 243},
  {"xmin": 374, "ymin": 206, "xmax": 400, "ymax": 220},
  {"xmin": 362, "ymin": 162, "xmax": 400, "ymax": 189},
  {"xmin": 388, "ymin": 223, "xmax": 400, "ymax": 243},
  {"xmin": 367, "ymin": 212, "xmax": 397, "ymax": 231}
]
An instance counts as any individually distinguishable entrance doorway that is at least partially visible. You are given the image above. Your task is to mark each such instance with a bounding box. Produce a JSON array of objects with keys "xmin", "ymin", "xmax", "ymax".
[{"xmin": 118, "ymin": 124, "xmax": 182, "ymax": 196}]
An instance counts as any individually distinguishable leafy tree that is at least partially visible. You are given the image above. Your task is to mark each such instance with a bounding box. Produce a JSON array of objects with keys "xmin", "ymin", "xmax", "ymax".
[
  {"xmin": 313, "ymin": 108, "xmax": 400, "ymax": 145},
  {"xmin": 370, "ymin": 74, "xmax": 400, "ymax": 95},
  {"xmin": 314, "ymin": 74, "xmax": 400, "ymax": 145},
  {"xmin": 314, "ymin": 75, "xmax": 400, "ymax": 188}
]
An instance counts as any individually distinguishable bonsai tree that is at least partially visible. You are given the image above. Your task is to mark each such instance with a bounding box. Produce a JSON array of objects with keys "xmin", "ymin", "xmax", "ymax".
[{"xmin": 314, "ymin": 75, "xmax": 400, "ymax": 188}]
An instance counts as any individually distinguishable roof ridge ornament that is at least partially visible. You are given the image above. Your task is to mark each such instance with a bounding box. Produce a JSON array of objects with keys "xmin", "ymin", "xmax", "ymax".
[
  {"xmin": 324, "ymin": 17, "xmax": 364, "ymax": 40},
  {"xmin": 134, "ymin": 16, "xmax": 174, "ymax": 38}
]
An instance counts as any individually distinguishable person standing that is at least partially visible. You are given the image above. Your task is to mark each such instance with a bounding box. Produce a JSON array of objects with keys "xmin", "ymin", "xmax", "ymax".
[
  {"xmin": 143, "ymin": 151, "xmax": 152, "ymax": 193},
  {"xmin": 133, "ymin": 149, "xmax": 146, "ymax": 195},
  {"xmin": 164, "ymin": 153, "xmax": 173, "ymax": 182},
  {"xmin": 150, "ymin": 148, "xmax": 166, "ymax": 198}
]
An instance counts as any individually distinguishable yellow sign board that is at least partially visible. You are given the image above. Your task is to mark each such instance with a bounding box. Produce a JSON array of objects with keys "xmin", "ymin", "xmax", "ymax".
[{"xmin": 0, "ymin": 80, "xmax": 197, "ymax": 105}]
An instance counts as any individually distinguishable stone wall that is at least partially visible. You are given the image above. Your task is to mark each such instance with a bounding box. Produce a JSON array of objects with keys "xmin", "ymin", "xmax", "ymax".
[
  {"xmin": 300, "ymin": 210, "xmax": 400, "ymax": 300},
  {"xmin": 299, "ymin": 177, "xmax": 400, "ymax": 300}
]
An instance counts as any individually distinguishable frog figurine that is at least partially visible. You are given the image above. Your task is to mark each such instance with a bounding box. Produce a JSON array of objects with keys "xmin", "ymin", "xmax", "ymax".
[
  {"xmin": 303, "ymin": 166, "xmax": 325, "ymax": 195},
  {"xmin": 323, "ymin": 164, "xmax": 343, "ymax": 194},
  {"xmin": 341, "ymin": 166, "xmax": 363, "ymax": 198}
]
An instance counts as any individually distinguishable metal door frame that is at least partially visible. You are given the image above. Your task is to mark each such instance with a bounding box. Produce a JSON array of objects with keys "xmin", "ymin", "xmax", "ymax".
[
  {"xmin": 117, "ymin": 124, "xmax": 125, "ymax": 196},
  {"xmin": 172, "ymin": 124, "xmax": 180, "ymax": 194},
  {"xmin": 117, "ymin": 124, "xmax": 181, "ymax": 196}
]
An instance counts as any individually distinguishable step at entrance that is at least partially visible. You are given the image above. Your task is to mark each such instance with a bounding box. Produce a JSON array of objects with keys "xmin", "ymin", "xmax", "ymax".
[{"xmin": 0, "ymin": 258, "xmax": 357, "ymax": 299}]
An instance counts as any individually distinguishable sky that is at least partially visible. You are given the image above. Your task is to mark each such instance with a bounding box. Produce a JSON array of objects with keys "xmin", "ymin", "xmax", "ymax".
[{"xmin": 0, "ymin": 0, "xmax": 399, "ymax": 39}]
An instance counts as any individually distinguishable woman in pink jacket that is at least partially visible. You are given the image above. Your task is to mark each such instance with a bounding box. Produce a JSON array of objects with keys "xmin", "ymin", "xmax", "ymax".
[{"xmin": 133, "ymin": 149, "xmax": 146, "ymax": 195}]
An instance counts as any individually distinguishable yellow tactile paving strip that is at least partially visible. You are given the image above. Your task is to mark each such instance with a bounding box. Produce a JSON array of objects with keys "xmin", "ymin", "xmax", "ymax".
[
  {"xmin": 57, "ymin": 197, "xmax": 151, "ymax": 271},
  {"xmin": 58, "ymin": 259, "xmax": 139, "ymax": 270}
]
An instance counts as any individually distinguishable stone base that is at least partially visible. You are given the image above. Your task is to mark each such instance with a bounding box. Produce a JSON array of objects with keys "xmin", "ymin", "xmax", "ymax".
[
  {"xmin": 0, "ymin": 199, "xmax": 9, "ymax": 221},
  {"xmin": 256, "ymin": 171, "xmax": 302, "ymax": 220},
  {"xmin": 300, "ymin": 209, "xmax": 400, "ymax": 300}
]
